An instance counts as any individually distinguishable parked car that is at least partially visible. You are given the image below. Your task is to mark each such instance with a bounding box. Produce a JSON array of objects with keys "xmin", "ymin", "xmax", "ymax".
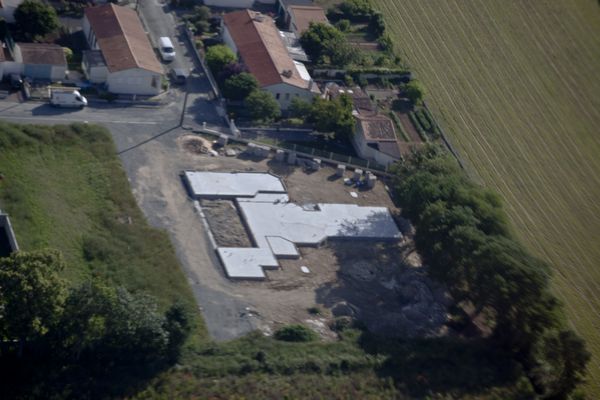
[
  {"xmin": 158, "ymin": 37, "xmax": 176, "ymax": 61},
  {"xmin": 50, "ymin": 89, "xmax": 88, "ymax": 108},
  {"xmin": 169, "ymin": 68, "xmax": 188, "ymax": 85}
]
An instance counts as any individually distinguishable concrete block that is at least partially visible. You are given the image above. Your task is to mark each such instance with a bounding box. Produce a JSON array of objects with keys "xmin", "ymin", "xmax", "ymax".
[
  {"xmin": 312, "ymin": 158, "xmax": 322, "ymax": 169},
  {"xmin": 287, "ymin": 152, "xmax": 297, "ymax": 164},
  {"xmin": 353, "ymin": 169, "xmax": 363, "ymax": 180},
  {"xmin": 218, "ymin": 134, "xmax": 228, "ymax": 146},
  {"xmin": 336, "ymin": 164, "xmax": 346, "ymax": 177},
  {"xmin": 275, "ymin": 149, "xmax": 285, "ymax": 161},
  {"xmin": 246, "ymin": 142, "xmax": 257, "ymax": 154},
  {"xmin": 367, "ymin": 173, "xmax": 377, "ymax": 188}
]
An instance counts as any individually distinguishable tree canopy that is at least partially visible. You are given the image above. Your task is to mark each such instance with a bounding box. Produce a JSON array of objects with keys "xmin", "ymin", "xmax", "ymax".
[
  {"xmin": 308, "ymin": 94, "xmax": 355, "ymax": 139},
  {"xmin": 391, "ymin": 146, "xmax": 590, "ymax": 398},
  {"xmin": 222, "ymin": 72, "xmax": 258, "ymax": 101},
  {"xmin": 205, "ymin": 45, "xmax": 236, "ymax": 76},
  {"xmin": 404, "ymin": 80, "xmax": 426, "ymax": 105},
  {"xmin": 0, "ymin": 250, "xmax": 66, "ymax": 353},
  {"xmin": 14, "ymin": 0, "xmax": 59, "ymax": 41},
  {"xmin": 245, "ymin": 90, "xmax": 281, "ymax": 122},
  {"xmin": 300, "ymin": 22, "xmax": 358, "ymax": 66}
]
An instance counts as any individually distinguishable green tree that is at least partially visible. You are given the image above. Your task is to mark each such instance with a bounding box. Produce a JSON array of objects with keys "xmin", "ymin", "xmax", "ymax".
[
  {"xmin": 14, "ymin": 0, "xmax": 59, "ymax": 40},
  {"xmin": 531, "ymin": 330, "xmax": 591, "ymax": 400},
  {"xmin": 163, "ymin": 301, "xmax": 192, "ymax": 361},
  {"xmin": 288, "ymin": 97, "xmax": 312, "ymax": 119},
  {"xmin": 245, "ymin": 90, "xmax": 281, "ymax": 122},
  {"xmin": 339, "ymin": 0, "xmax": 373, "ymax": 18},
  {"xmin": 309, "ymin": 94, "xmax": 355, "ymax": 139},
  {"xmin": 300, "ymin": 22, "xmax": 344, "ymax": 63},
  {"xmin": 58, "ymin": 283, "xmax": 171, "ymax": 364},
  {"xmin": 323, "ymin": 35, "xmax": 360, "ymax": 66},
  {"xmin": 0, "ymin": 250, "xmax": 67, "ymax": 356},
  {"xmin": 222, "ymin": 72, "xmax": 258, "ymax": 101},
  {"xmin": 368, "ymin": 12, "xmax": 386, "ymax": 38},
  {"xmin": 205, "ymin": 45, "xmax": 236, "ymax": 76},
  {"xmin": 405, "ymin": 80, "xmax": 426, "ymax": 105}
]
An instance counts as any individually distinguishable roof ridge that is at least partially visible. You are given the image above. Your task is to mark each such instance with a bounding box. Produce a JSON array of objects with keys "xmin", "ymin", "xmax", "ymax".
[{"xmin": 247, "ymin": 10, "xmax": 284, "ymax": 85}]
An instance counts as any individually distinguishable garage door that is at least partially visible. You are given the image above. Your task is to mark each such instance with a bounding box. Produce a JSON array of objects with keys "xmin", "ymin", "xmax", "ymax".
[{"xmin": 24, "ymin": 64, "xmax": 52, "ymax": 80}]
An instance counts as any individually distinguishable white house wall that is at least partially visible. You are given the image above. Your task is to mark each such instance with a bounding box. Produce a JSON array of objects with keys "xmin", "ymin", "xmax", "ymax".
[
  {"xmin": 222, "ymin": 26, "xmax": 238, "ymax": 55},
  {"xmin": 0, "ymin": 0, "xmax": 24, "ymax": 23},
  {"xmin": 351, "ymin": 127, "xmax": 397, "ymax": 167},
  {"xmin": 106, "ymin": 68, "xmax": 161, "ymax": 95},
  {"xmin": 264, "ymin": 82, "xmax": 315, "ymax": 110},
  {"xmin": 2, "ymin": 61, "xmax": 23, "ymax": 77}
]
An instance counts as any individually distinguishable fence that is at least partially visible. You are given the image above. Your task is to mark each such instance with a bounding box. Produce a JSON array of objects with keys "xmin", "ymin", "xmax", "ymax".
[
  {"xmin": 422, "ymin": 100, "xmax": 466, "ymax": 170},
  {"xmin": 183, "ymin": 28, "xmax": 221, "ymax": 100},
  {"xmin": 196, "ymin": 127, "xmax": 391, "ymax": 176}
]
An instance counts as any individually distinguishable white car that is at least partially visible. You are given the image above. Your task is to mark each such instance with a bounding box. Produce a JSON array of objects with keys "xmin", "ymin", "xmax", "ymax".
[
  {"xmin": 158, "ymin": 37, "xmax": 176, "ymax": 61},
  {"xmin": 50, "ymin": 90, "xmax": 88, "ymax": 108}
]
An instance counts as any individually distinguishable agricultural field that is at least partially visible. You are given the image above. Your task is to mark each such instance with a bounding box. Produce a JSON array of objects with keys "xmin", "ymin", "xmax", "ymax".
[{"xmin": 373, "ymin": 0, "xmax": 600, "ymax": 395}]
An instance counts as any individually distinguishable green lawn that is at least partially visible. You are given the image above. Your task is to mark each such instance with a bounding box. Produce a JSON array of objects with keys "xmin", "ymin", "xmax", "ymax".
[
  {"xmin": 374, "ymin": 0, "xmax": 600, "ymax": 395},
  {"xmin": 0, "ymin": 122, "xmax": 199, "ymax": 314}
]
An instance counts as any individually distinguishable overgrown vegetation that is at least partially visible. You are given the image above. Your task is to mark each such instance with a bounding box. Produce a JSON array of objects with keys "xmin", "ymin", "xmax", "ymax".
[
  {"xmin": 289, "ymin": 94, "xmax": 355, "ymax": 139},
  {"xmin": 391, "ymin": 145, "xmax": 591, "ymax": 398},
  {"xmin": 14, "ymin": 0, "xmax": 59, "ymax": 41},
  {"xmin": 0, "ymin": 123, "xmax": 200, "ymax": 398}
]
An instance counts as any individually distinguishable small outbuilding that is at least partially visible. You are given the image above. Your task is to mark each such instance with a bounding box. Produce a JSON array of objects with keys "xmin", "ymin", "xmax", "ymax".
[{"xmin": 13, "ymin": 43, "xmax": 67, "ymax": 81}]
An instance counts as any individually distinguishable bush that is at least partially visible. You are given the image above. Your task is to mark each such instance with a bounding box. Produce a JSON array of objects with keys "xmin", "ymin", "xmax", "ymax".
[
  {"xmin": 368, "ymin": 12, "xmax": 386, "ymax": 38},
  {"xmin": 274, "ymin": 324, "xmax": 318, "ymax": 342},
  {"xmin": 335, "ymin": 19, "xmax": 351, "ymax": 32},
  {"xmin": 245, "ymin": 90, "xmax": 281, "ymax": 122},
  {"xmin": 405, "ymin": 80, "xmax": 425, "ymax": 105},
  {"xmin": 408, "ymin": 111, "xmax": 427, "ymax": 142},
  {"xmin": 339, "ymin": 0, "xmax": 374, "ymax": 20},
  {"xmin": 205, "ymin": 45, "xmax": 236, "ymax": 76},
  {"xmin": 222, "ymin": 72, "xmax": 258, "ymax": 101},
  {"xmin": 415, "ymin": 109, "xmax": 432, "ymax": 131}
]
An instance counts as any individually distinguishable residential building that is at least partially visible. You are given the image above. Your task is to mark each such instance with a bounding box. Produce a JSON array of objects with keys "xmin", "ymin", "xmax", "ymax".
[
  {"xmin": 276, "ymin": 0, "xmax": 313, "ymax": 23},
  {"xmin": 11, "ymin": 43, "xmax": 67, "ymax": 81},
  {"xmin": 287, "ymin": 5, "xmax": 328, "ymax": 36},
  {"xmin": 83, "ymin": 4, "xmax": 163, "ymax": 95},
  {"xmin": 352, "ymin": 114, "xmax": 401, "ymax": 166},
  {"xmin": 0, "ymin": 0, "xmax": 24, "ymax": 23},
  {"xmin": 222, "ymin": 10, "xmax": 320, "ymax": 109}
]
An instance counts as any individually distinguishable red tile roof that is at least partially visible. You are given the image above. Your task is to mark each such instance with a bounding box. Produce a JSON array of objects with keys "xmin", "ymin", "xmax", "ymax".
[
  {"xmin": 84, "ymin": 4, "xmax": 162, "ymax": 74},
  {"xmin": 288, "ymin": 6, "xmax": 328, "ymax": 34},
  {"xmin": 223, "ymin": 10, "xmax": 314, "ymax": 90},
  {"xmin": 17, "ymin": 43, "xmax": 66, "ymax": 66}
]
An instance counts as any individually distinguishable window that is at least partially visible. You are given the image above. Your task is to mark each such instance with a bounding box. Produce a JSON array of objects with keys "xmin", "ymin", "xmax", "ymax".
[
  {"xmin": 275, "ymin": 93, "xmax": 280, "ymax": 99},
  {"xmin": 285, "ymin": 93, "xmax": 290, "ymax": 100}
]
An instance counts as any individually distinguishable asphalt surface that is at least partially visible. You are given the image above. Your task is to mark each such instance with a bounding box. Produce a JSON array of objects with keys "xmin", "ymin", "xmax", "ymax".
[{"xmin": 0, "ymin": 2, "xmax": 255, "ymax": 340}]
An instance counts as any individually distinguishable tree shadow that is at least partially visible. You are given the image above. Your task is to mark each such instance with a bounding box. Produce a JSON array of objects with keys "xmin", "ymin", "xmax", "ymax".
[{"xmin": 358, "ymin": 333, "xmax": 524, "ymax": 397}]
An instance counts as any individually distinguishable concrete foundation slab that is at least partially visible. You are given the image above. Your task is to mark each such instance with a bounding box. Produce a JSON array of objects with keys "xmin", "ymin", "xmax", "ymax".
[
  {"xmin": 217, "ymin": 248, "xmax": 279, "ymax": 279},
  {"xmin": 184, "ymin": 171, "xmax": 286, "ymax": 199},
  {"xmin": 238, "ymin": 202, "xmax": 401, "ymax": 249},
  {"xmin": 266, "ymin": 236, "xmax": 299, "ymax": 258}
]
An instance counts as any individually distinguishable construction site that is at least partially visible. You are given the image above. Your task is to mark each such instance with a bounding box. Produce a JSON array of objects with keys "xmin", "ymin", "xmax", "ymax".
[{"xmin": 174, "ymin": 134, "xmax": 448, "ymax": 338}]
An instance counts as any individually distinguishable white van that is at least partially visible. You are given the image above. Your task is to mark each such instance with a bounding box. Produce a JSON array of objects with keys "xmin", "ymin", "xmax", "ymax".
[
  {"xmin": 50, "ymin": 90, "xmax": 88, "ymax": 108},
  {"xmin": 158, "ymin": 37, "xmax": 176, "ymax": 61}
]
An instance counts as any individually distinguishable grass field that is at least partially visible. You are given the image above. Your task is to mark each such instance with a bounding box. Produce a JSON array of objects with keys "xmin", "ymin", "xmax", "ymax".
[
  {"xmin": 373, "ymin": 0, "xmax": 600, "ymax": 394},
  {"xmin": 0, "ymin": 123, "xmax": 200, "ymax": 314}
]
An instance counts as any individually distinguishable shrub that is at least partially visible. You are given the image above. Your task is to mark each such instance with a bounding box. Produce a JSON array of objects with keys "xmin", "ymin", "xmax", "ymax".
[
  {"xmin": 404, "ymin": 80, "xmax": 425, "ymax": 105},
  {"xmin": 222, "ymin": 73, "xmax": 258, "ymax": 101},
  {"xmin": 274, "ymin": 324, "xmax": 318, "ymax": 342},
  {"xmin": 415, "ymin": 109, "xmax": 432, "ymax": 132},
  {"xmin": 245, "ymin": 90, "xmax": 281, "ymax": 122},
  {"xmin": 335, "ymin": 19, "xmax": 351, "ymax": 32},
  {"xmin": 205, "ymin": 45, "xmax": 236, "ymax": 76},
  {"xmin": 307, "ymin": 306, "xmax": 321, "ymax": 315}
]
